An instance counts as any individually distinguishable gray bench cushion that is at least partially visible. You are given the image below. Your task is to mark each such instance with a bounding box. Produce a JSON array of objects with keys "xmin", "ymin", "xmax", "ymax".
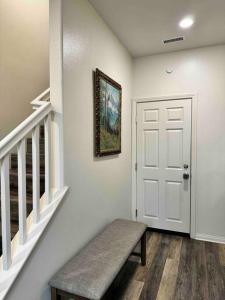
[{"xmin": 49, "ymin": 219, "xmax": 147, "ymax": 300}]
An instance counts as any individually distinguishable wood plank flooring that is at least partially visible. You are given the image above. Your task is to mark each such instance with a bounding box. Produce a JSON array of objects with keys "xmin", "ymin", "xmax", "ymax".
[{"xmin": 103, "ymin": 231, "xmax": 225, "ymax": 300}]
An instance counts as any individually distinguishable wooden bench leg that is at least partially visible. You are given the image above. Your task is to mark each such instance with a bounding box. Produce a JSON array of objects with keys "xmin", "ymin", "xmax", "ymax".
[
  {"xmin": 51, "ymin": 288, "xmax": 61, "ymax": 300},
  {"xmin": 141, "ymin": 231, "xmax": 146, "ymax": 266},
  {"xmin": 54, "ymin": 288, "xmax": 89, "ymax": 300}
]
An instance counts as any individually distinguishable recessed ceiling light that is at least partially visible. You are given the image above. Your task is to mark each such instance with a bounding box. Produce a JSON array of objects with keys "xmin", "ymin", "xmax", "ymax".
[{"xmin": 179, "ymin": 17, "xmax": 194, "ymax": 29}]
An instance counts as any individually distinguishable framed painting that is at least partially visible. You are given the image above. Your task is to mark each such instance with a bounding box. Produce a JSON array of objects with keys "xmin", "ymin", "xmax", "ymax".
[{"xmin": 94, "ymin": 68, "xmax": 122, "ymax": 156}]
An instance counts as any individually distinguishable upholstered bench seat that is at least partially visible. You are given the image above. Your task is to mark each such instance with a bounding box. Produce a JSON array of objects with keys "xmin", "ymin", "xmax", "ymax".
[{"xmin": 49, "ymin": 219, "xmax": 147, "ymax": 300}]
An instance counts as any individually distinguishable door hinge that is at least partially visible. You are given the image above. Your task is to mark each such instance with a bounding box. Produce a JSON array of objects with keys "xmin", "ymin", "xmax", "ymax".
[
  {"xmin": 135, "ymin": 115, "xmax": 137, "ymax": 124},
  {"xmin": 135, "ymin": 209, "xmax": 138, "ymax": 218},
  {"xmin": 135, "ymin": 162, "xmax": 138, "ymax": 171}
]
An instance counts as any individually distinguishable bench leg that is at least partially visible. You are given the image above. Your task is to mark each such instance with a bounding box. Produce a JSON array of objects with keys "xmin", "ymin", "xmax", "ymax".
[
  {"xmin": 55, "ymin": 288, "xmax": 89, "ymax": 300},
  {"xmin": 51, "ymin": 288, "xmax": 61, "ymax": 300},
  {"xmin": 141, "ymin": 231, "xmax": 146, "ymax": 266}
]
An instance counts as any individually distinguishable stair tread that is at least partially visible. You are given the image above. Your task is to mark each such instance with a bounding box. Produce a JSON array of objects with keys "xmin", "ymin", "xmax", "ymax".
[
  {"xmin": 10, "ymin": 169, "xmax": 45, "ymax": 178},
  {"xmin": 11, "ymin": 153, "xmax": 45, "ymax": 159},
  {"xmin": 0, "ymin": 221, "xmax": 18, "ymax": 235},
  {"xmin": 10, "ymin": 193, "xmax": 33, "ymax": 204},
  {"xmin": 0, "ymin": 130, "xmax": 45, "ymax": 255}
]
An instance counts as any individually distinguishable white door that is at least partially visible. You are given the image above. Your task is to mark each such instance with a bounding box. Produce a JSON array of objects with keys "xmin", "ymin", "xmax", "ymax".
[{"xmin": 136, "ymin": 99, "xmax": 191, "ymax": 233}]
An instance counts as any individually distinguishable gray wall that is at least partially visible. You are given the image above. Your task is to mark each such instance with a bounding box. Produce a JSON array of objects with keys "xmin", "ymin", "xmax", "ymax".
[
  {"xmin": 7, "ymin": 0, "xmax": 132, "ymax": 299},
  {"xmin": 133, "ymin": 45, "xmax": 225, "ymax": 241}
]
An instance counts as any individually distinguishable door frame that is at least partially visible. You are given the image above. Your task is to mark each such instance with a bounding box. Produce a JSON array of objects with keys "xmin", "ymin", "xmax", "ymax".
[{"xmin": 132, "ymin": 94, "xmax": 198, "ymax": 238}]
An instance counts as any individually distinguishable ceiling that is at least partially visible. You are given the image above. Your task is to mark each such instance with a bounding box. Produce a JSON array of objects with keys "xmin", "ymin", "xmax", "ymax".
[{"xmin": 89, "ymin": 0, "xmax": 225, "ymax": 57}]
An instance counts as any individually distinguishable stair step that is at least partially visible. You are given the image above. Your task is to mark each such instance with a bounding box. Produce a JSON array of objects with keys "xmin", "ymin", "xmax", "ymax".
[
  {"xmin": 11, "ymin": 153, "xmax": 45, "ymax": 170},
  {"xmin": 0, "ymin": 221, "xmax": 19, "ymax": 236},
  {"xmin": 0, "ymin": 125, "xmax": 45, "ymax": 256},
  {"xmin": 10, "ymin": 169, "xmax": 45, "ymax": 179},
  {"xmin": 10, "ymin": 193, "xmax": 33, "ymax": 221},
  {"xmin": 10, "ymin": 191, "xmax": 33, "ymax": 204},
  {"xmin": 0, "ymin": 192, "xmax": 33, "ymax": 221},
  {"xmin": 10, "ymin": 170, "xmax": 45, "ymax": 196}
]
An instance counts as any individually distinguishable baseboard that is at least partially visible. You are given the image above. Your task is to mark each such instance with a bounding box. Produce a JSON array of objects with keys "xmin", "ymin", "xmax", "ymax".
[
  {"xmin": 147, "ymin": 227, "xmax": 190, "ymax": 238},
  {"xmin": 195, "ymin": 233, "xmax": 225, "ymax": 244}
]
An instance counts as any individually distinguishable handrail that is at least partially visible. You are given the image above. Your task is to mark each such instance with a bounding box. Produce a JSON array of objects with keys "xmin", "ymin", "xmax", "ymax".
[
  {"xmin": 31, "ymin": 88, "xmax": 50, "ymax": 109},
  {"xmin": 0, "ymin": 88, "xmax": 68, "ymax": 300},
  {"xmin": 0, "ymin": 102, "xmax": 52, "ymax": 160}
]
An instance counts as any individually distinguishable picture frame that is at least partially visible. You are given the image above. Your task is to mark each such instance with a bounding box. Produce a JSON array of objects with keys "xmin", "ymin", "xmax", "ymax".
[{"xmin": 94, "ymin": 68, "xmax": 122, "ymax": 157}]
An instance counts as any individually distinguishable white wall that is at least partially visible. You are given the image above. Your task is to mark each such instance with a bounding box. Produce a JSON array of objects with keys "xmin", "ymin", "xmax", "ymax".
[
  {"xmin": 133, "ymin": 44, "xmax": 225, "ymax": 240},
  {"xmin": 7, "ymin": 0, "xmax": 132, "ymax": 299},
  {"xmin": 0, "ymin": 0, "xmax": 49, "ymax": 139},
  {"xmin": 63, "ymin": 0, "xmax": 132, "ymax": 233},
  {"xmin": 6, "ymin": 3, "xmax": 225, "ymax": 299}
]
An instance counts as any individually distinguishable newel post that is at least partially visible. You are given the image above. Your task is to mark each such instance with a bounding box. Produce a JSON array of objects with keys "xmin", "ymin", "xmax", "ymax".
[{"xmin": 49, "ymin": 0, "xmax": 64, "ymax": 191}]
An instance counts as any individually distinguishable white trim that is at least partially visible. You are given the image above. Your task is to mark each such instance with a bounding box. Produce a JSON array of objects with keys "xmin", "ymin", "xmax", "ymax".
[
  {"xmin": 31, "ymin": 88, "xmax": 50, "ymax": 109},
  {"xmin": 1, "ymin": 155, "xmax": 11, "ymax": 271},
  {"xmin": 0, "ymin": 103, "xmax": 52, "ymax": 160},
  {"xmin": 0, "ymin": 187, "xmax": 69, "ymax": 300},
  {"xmin": 49, "ymin": 0, "xmax": 65, "ymax": 190},
  {"xmin": 32, "ymin": 126, "xmax": 40, "ymax": 224},
  {"xmin": 17, "ymin": 140, "xmax": 27, "ymax": 245},
  {"xmin": 195, "ymin": 233, "xmax": 225, "ymax": 245},
  {"xmin": 131, "ymin": 101, "xmax": 137, "ymax": 221},
  {"xmin": 190, "ymin": 95, "xmax": 198, "ymax": 238},
  {"xmin": 131, "ymin": 94, "xmax": 198, "ymax": 238},
  {"xmin": 44, "ymin": 114, "xmax": 52, "ymax": 204}
]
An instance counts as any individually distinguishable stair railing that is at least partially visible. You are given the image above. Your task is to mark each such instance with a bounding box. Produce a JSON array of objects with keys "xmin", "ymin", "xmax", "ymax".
[
  {"xmin": 0, "ymin": 88, "xmax": 52, "ymax": 271},
  {"xmin": 31, "ymin": 87, "xmax": 50, "ymax": 109}
]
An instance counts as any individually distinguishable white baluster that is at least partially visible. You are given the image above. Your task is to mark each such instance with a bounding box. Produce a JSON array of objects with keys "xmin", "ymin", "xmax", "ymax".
[
  {"xmin": 32, "ymin": 126, "xmax": 40, "ymax": 223},
  {"xmin": 1, "ymin": 155, "xmax": 11, "ymax": 270},
  {"xmin": 44, "ymin": 114, "xmax": 51, "ymax": 204},
  {"xmin": 17, "ymin": 139, "xmax": 27, "ymax": 244}
]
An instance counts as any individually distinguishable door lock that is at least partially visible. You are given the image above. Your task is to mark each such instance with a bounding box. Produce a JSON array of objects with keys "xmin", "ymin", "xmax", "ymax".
[
  {"xmin": 183, "ymin": 164, "xmax": 189, "ymax": 180},
  {"xmin": 183, "ymin": 173, "xmax": 189, "ymax": 180}
]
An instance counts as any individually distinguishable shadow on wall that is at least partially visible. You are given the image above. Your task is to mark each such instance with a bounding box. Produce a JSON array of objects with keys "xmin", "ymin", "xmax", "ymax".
[{"xmin": 0, "ymin": 0, "xmax": 49, "ymax": 140}]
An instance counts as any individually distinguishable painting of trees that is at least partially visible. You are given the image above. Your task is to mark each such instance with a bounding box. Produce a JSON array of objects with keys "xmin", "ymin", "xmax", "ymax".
[{"xmin": 95, "ymin": 69, "xmax": 122, "ymax": 156}]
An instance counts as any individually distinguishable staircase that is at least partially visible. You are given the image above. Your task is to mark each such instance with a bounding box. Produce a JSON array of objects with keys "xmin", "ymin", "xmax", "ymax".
[
  {"xmin": 0, "ymin": 127, "xmax": 45, "ymax": 255},
  {"xmin": 0, "ymin": 88, "xmax": 68, "ymax": 299}
]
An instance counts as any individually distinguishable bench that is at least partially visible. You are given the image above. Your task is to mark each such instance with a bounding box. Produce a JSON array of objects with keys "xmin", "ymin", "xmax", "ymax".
[{"xmin": 49, "ymin": 219, "xmax": 147, "ymax": 300}]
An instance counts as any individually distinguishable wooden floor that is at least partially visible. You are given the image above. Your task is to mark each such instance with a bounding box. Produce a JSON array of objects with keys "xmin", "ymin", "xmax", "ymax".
[{"xmin": 103, "ymin": 231, "xmax": 225, "ymax": 300}]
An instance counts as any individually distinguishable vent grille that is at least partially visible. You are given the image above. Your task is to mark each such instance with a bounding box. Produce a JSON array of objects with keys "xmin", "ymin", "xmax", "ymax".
[{"xmin": 163, "ymin": 36, "xmax": 184, "ymax": 44}]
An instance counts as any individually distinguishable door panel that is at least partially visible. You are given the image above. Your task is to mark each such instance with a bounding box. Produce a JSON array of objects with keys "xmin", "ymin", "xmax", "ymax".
[
  {"xmin": 144, "ymin": 109, "xmax": 159, "ymax": 122},
  {"xmin": 165, "ymin": 181, "xmax": 182, "ymax": 221},
  {"xmin": 137, "ymin": 99, "xmax": 191, "ymax": 233},
  {"xmin": 144, "ymin": 180, "xmax": 159, "ymax": 218},
  {"xmin": 166, "ymin": 129, "xmax": 183, "ymax": 168},
  {"xmin": 144, "ymin": 130, "xmax": 159, "ymax": 167},
  {"xmin": 167, "ymin": 107, "xmax": 183, "ymax": 121}
]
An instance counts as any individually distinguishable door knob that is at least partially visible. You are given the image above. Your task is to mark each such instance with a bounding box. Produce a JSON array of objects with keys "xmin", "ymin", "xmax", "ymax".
[{"xmin": 183, "ymin": 173, "xmax": 189, "ymax": 180}]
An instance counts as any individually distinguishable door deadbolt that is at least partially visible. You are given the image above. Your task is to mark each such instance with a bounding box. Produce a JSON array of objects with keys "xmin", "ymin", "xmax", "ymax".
[{"xmin": 183, "ymin": 173, "xmax": 189, "ymax": 180}]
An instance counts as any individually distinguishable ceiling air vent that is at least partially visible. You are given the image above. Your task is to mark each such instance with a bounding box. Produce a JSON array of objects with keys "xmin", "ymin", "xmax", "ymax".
[{"xmin": 163, "ymin": 36, "xmax": 184, "ymax": 44}]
